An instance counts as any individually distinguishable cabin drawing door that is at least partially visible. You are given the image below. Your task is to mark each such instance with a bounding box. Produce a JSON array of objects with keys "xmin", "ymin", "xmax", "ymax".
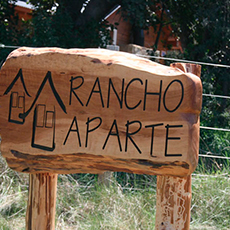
[
  {"xmin": 31, "ymin": 104, "xmax": 55, "ymax": 151},
  {"xmin": 8, "ymin": 92, "xmax": 25, "ymax": 124}
]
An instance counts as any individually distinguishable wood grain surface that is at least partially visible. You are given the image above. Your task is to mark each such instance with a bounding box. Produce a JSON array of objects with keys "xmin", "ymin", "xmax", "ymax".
[
  {"xmin": 26, "ymin": 173, "xmax": 57, "ymax": 230},
  {"xmin": 0, "ymin": 47, "xmax": 202, "ymax": 176}
]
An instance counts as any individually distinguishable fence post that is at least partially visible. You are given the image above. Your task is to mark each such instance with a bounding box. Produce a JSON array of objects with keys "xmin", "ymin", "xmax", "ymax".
[
  {"xmin": 155, "ymin": 63, "xmax": 201, "ymax": 230},
  {"xmin": 26, "ymin": 173, "xmax": 58, "ymax": 230}
]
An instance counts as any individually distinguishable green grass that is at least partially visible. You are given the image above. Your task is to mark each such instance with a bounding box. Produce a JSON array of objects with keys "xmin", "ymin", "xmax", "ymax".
[
  {"xmin": 191, "ymin": 174, "xmax": 230, "ymax": 229},
  {"xmin": 56, "ymin": 174, "xmax": 156, "ymax": 230},
  {"xmin": 0, "ymin": 155, "xmax": 229, "ymax": 230}
]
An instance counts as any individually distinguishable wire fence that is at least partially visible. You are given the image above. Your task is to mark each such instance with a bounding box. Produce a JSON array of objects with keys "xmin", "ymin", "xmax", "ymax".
[
  {"xmin": 203, "ymin": 94, "xmax": 230, "ymax": 99},
  {"xmin": 1, "ymin": 45, "xmax": 230, "ymax": 162},
  {"xmin": 136, "ymin": 53, "xmax": 230, "ymax": 68},
  {"xmin": 192, "ymin": 173, "xmax": 230, "ymax": 179},
  {"xmin": 0, "ymin": 44, "xmax": 21, "ymax": 49},
  {"xmin": 200, "ymin": 126, "xmax": 230, "ymax": 132}
]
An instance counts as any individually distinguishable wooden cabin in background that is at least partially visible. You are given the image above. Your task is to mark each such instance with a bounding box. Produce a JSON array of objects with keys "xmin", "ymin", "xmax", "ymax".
[
  {"xmin": 105, "ymin": 5, "xmax": 183, "ymax": 57},
  {"xmin": 14, "ymin": 0, "xmax": 33, "ymax": 21}
]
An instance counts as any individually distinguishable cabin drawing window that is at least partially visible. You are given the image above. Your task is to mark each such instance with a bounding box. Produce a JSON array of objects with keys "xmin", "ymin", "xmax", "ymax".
[
  {"xmin": 31, "ymin": 104, "xmax": 56, "ymax": 151},
  {"xmin": 9, "ymin": 92, "xmax": 25, "ymax": 124}
]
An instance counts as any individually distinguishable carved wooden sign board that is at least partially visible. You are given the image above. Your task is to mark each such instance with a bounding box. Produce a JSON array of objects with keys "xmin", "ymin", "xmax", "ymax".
[{"xmin": 0, "ymin": 48, "xmax": 202, "ymax": 177}]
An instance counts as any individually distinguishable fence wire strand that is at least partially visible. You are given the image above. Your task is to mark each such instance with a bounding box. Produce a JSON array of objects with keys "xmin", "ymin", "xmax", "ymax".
[
  {"xmin": 136, "ymin": 54, "xmax": 230, "ymax": 68},
  {"xmin": 200, "ymin": 126, "xmax": 230, "ymax": 132},
  {"xmin": 199, "ymin": 154, "xmax": 230, "ymax": 160},
  {"xmin": 192, "ymin": 173, "xmax": 230, "ymax": 179},
  {"xmin": 203, "ymin": 93, "xmax": 230, "ymax": 99}
]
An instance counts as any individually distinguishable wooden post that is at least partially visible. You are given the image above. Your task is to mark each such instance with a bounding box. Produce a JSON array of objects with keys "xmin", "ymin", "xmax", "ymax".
[
  {"xmin": 155, "ymin": 175, "xmax": 192, "ymax": 230},
  {"xmin": 155, "ymin": 63, "xmax": 201, "ymax": 230},
  {"xmin": 98, "ymin": 171, "xmax": 113, "ymax": 186},
  {"xmin": 26, "ymin": 173, "xmax": 58, "ymax": 230}
]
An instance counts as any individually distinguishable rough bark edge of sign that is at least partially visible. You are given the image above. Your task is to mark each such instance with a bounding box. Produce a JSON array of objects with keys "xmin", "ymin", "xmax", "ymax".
[
  {"xmin": 170, "ymin": 63, "xmax": 202, "ymax": 178},
  {"xmin": 6, "ymin": 150, "xmax": 190, "ymax": 177},
  {"xmin": 3, "ymin": 47, "xmax": 185, "ymax": 77}
]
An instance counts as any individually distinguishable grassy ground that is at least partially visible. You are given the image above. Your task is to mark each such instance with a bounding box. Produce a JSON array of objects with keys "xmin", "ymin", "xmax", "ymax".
[{"xmin": 0, "ymin": 155, "xmax": 229, "ymax": 230}]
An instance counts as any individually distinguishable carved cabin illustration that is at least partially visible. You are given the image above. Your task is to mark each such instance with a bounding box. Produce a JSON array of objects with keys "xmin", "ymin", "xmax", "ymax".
[
  {"xmin": 3, "ymin": 69, "xmax": 31, "ymax": 124},
  {"xmin": 19, "ymin": 71, "xmax": 66, "ymax": 151}
]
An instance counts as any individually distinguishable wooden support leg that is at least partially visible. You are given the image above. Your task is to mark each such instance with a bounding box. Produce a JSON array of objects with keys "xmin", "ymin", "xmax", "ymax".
[
  {"xmin": 155, "ymin": 175, "xmax": 192, "ymax": 230},
  {"xmin": 98, "ymin": 171, "xmax": 114, "ymax": 186},
  {"xmin": 154, "ymin": 63, "xmax": 200, "ymax": 230},
  {"xmin": 26, "ymin": 173, "xmax": 58, "ymax": 230}
]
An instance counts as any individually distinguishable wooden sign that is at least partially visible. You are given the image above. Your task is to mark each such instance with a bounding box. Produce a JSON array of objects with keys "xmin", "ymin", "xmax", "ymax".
[{"xmin": 0, "ymin": 47, "xmax": 202, "ymax": 177}]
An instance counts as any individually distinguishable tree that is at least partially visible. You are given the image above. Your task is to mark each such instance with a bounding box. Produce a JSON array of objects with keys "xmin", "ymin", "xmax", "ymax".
[
  {"xmin": 0, "ymin": 0, "xmax": 19, "ymax": 65},
  {"xmin": 27, "ymin": 0, "xmax": 119, "ymax": 48}
]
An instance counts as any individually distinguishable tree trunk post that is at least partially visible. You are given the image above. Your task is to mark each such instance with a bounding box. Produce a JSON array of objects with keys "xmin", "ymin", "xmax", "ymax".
[
  {"xmin": 155, "ymin": 63, "xmax": 201, "ymax": 230},
  {"xmin": 98, "ymin": 171, "xmax": 114, "ymax": 187},
  {"xmin": 155, "ymin": 175, "xmax": 192, "ymax": 230},
  {"xmin": 26, "ymin": 173, "xmax": 58, "ymax": 230}
]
